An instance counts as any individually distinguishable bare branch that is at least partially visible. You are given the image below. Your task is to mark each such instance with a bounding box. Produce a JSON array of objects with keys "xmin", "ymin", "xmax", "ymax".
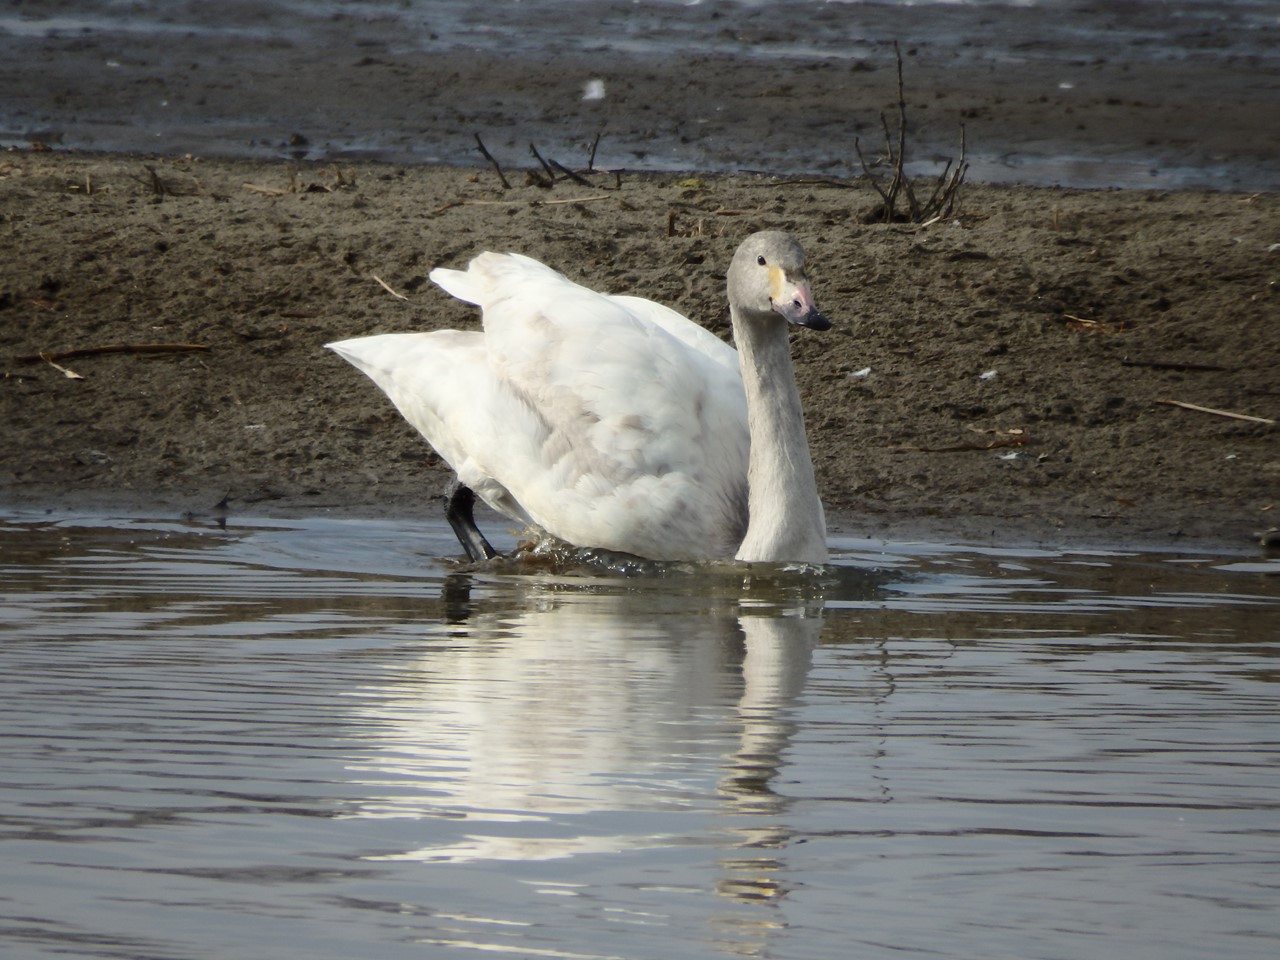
[{"xmin": 474, "ymin": 134, "xmax": 511, "ymax": 190}]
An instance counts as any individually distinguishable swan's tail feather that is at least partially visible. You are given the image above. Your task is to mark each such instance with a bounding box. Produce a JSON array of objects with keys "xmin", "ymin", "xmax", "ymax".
[
  {"xmin": 431, "ymin": 251, "xmax": 570, "ymax": 307},
  {"xmin": 428, "ymin": 266, "xmax": 482, "ymax": 305},
  {"xmin": 325, "ymin": 336, "xmax": 389, "ymax": 375}
]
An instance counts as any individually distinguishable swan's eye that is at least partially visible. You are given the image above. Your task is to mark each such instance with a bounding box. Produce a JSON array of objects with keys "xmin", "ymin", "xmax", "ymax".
[{"xmin": 756, "ymin": 255, "xmax": 767, "ymax": 266}]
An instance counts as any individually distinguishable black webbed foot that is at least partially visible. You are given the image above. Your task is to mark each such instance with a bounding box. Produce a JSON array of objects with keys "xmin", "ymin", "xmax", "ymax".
[{"xmin": 444, "ymin": 481, "xmax": 497, "ymax": 562}]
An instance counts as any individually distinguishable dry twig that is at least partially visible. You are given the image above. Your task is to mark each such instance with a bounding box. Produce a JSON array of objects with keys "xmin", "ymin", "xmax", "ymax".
[
  {"xmin": 903, "ymin": 427, "xmax": 1028, "ymax": 453},
  {"xmin": 1121, "ymin": 359, "xmax": 1228, "ymax": 373},
  {"xmin": 17, "ymin": 343, "xmax": 209, "ymax": 363},
  {"xmin": 243, "ymin": 182, "xmax": 291, "ymax": 196},
  {"xmin": 143, "ymin": 164, "xmax": 166, "ymax": 199},
  {"xmin": 587, "ymin": 131, "xmax": 602, "ymax": 172},
  {"xmin": 474, "ymin": 134, "xmax": 511, "ymax": 189},
  {"xmin": 527, "ymin": 143, "xmax": 556, "ymax": 187},
  {"xmin": 857, "ymin": 42, "xmax": 968, "ymax": 224},
  {"xmin": 550, "ymin": 158, "xmax": 595, "ymax": 188},
  {"xmin": 435, "ymin": 195, "xmax": 612, "ymax": 214},
  {"xmin": 1064, "ymin": 314, "xmax": 1126, "ymax": 334},
  {"xmin": 42, "ymin": 357, "xmax": 85, "ymax": 379},
  {"xmin": 371, "ymin": 274, "xmax": 409, "ymax": 300},
  {"xmin": 1154, "ymin": 399, "xmax": 1275, "ymax": 425},
  {"xmin": 537, "ymin": 194, "xmax": 611, "ymax": 205}
]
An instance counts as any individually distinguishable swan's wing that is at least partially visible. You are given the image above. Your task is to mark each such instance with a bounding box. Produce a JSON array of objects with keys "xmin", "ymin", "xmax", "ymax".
[
  {"xmin": 430, "ymin": 252, "xmax": 750, "ymax": 559},
  {"xmin": 434, "ymin": 255, "xmax": 737, "ymax": 371},
  {"xmin": 326, "ymin": 331, "xmax": 536, "ymax": 529},
  {"xmin": 607, "ymin": 294, "xmax": 739, "ymax": 376}
]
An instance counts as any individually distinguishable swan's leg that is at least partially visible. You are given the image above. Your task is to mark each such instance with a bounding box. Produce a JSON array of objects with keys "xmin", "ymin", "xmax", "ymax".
[{"xmin": 444, "ymin": 481, "xmax": 498, "ymax": 562}]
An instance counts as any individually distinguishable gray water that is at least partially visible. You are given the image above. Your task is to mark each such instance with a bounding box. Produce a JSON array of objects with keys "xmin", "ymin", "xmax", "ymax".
[
  {"xmin": 2, "ymin": 0, "xmax": 1278, "ymax": 189},
  {"xmin": 2, "ymin": 511, "xmax": 1278, "ymax": 959}
]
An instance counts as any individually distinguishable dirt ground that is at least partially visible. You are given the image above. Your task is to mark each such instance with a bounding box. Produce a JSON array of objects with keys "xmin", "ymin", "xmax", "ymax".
[{"xmin": 1, "ymin": 151, "xmax": 1276, "ymax": 550}]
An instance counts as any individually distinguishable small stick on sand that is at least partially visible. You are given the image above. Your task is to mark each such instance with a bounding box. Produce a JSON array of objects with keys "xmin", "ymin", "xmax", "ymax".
[
  {"xmin": 549, "ymin": 159, "xmax": 595, "ymax": 188},
  {"xmin": 902, "ymin": 436, "xmax": 1026, "ymax": 453},
  {"xmin": 1155, "ymin": 399, "xmax": 1275, "ymax": 425},
  {"xmin": 43, "ymin": 356, "xmax": 85, "ymax": 379},
  {"xmin": 474, "ymin": 134, "xmax": 511, "ymax": 190},
  {"xmin": 746, "ymin": 178, "xmax": 858, "ymax": 189},
  {"xmin": 16, "ymin": 343, "xmax": 209, "ymax": 363},
  {"xmin": 855, "ymin": 137, "xmax": 894, "ymax": 212},
  {"xmin": 534, "ymin": 194, "xmax": 612, "ymax": 206},
  {"xmin": 528, "ymin": 143, "xmax": 557, "ymax": 184},
  {"xmin": 891, "ymin": 42, "xmax": 920, "ymax": 219},
  {"xmin": 243, "ymin": 182, "xmax": 291, "ymax": 196},
  {"xmin": 1122, "ymin": 359, "xmax": 1228, "ymax": 373},
  {"xmin": 371, "ymin": 274, "xmax": 409, "ymax": 300},
  {"xmin": 436, "ymin": 195, "xmax": 612, "ymax": 213},
  {"xmin": 143, "ymin": 164, "xmax": 166, "ymax": 198},
  {"xmin": 587, "ymin": 131, "xmax": 601, "ymax": 172}
]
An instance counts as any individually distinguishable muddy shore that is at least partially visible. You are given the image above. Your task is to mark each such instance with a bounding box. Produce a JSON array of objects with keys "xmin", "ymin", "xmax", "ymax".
[{"xmin": 1, "ymin": 151, "xmax": 1275, "ymax": 551}]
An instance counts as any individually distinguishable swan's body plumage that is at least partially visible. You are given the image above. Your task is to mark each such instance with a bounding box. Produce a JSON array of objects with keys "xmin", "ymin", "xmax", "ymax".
[{"xmin": 328, "ymin": 232, "xmax": 829, "ymax": 564}]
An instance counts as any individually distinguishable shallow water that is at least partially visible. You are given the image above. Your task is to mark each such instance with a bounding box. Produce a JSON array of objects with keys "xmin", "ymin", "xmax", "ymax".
[
  {"xmin": 2, "ymin": 512, "xmax": 1278, "ymax": 960},
  {"xmin": 2, "ymin": 0, "xmax": 1277, "ymax": 188}
]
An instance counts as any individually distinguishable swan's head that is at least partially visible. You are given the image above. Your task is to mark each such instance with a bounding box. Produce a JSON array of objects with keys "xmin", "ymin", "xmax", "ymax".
[{"xmin": 728, "ymin": 231, "xmax": 830, "ymax": 331}]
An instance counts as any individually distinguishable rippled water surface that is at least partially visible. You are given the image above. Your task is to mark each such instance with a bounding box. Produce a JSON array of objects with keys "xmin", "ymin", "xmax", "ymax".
[{"xmin": 2, "ymin": 512, "xmax": 1278, "ymax": 960}]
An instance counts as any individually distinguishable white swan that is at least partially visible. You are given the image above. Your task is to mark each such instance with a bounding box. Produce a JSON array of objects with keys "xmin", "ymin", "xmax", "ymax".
[{"xmin": 327, "ymin": 230, "xmax": 829, "ymax": 564}]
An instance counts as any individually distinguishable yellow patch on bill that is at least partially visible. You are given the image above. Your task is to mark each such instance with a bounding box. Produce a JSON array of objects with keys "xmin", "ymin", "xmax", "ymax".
[{"xmin": 768, "ymin": 265, "xmax": 785, "ymax": 302}]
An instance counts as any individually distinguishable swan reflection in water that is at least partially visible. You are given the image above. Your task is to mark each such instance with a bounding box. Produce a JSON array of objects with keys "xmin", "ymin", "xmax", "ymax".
[{"xmin": 339, "ymin": 571, "xmax": 868, "ymax": 919}]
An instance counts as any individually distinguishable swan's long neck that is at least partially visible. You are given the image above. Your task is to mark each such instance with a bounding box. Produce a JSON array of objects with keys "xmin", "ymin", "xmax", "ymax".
[{"xmin": 731, "ymin": 307, "xmax": 828, "ymax": 564}]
